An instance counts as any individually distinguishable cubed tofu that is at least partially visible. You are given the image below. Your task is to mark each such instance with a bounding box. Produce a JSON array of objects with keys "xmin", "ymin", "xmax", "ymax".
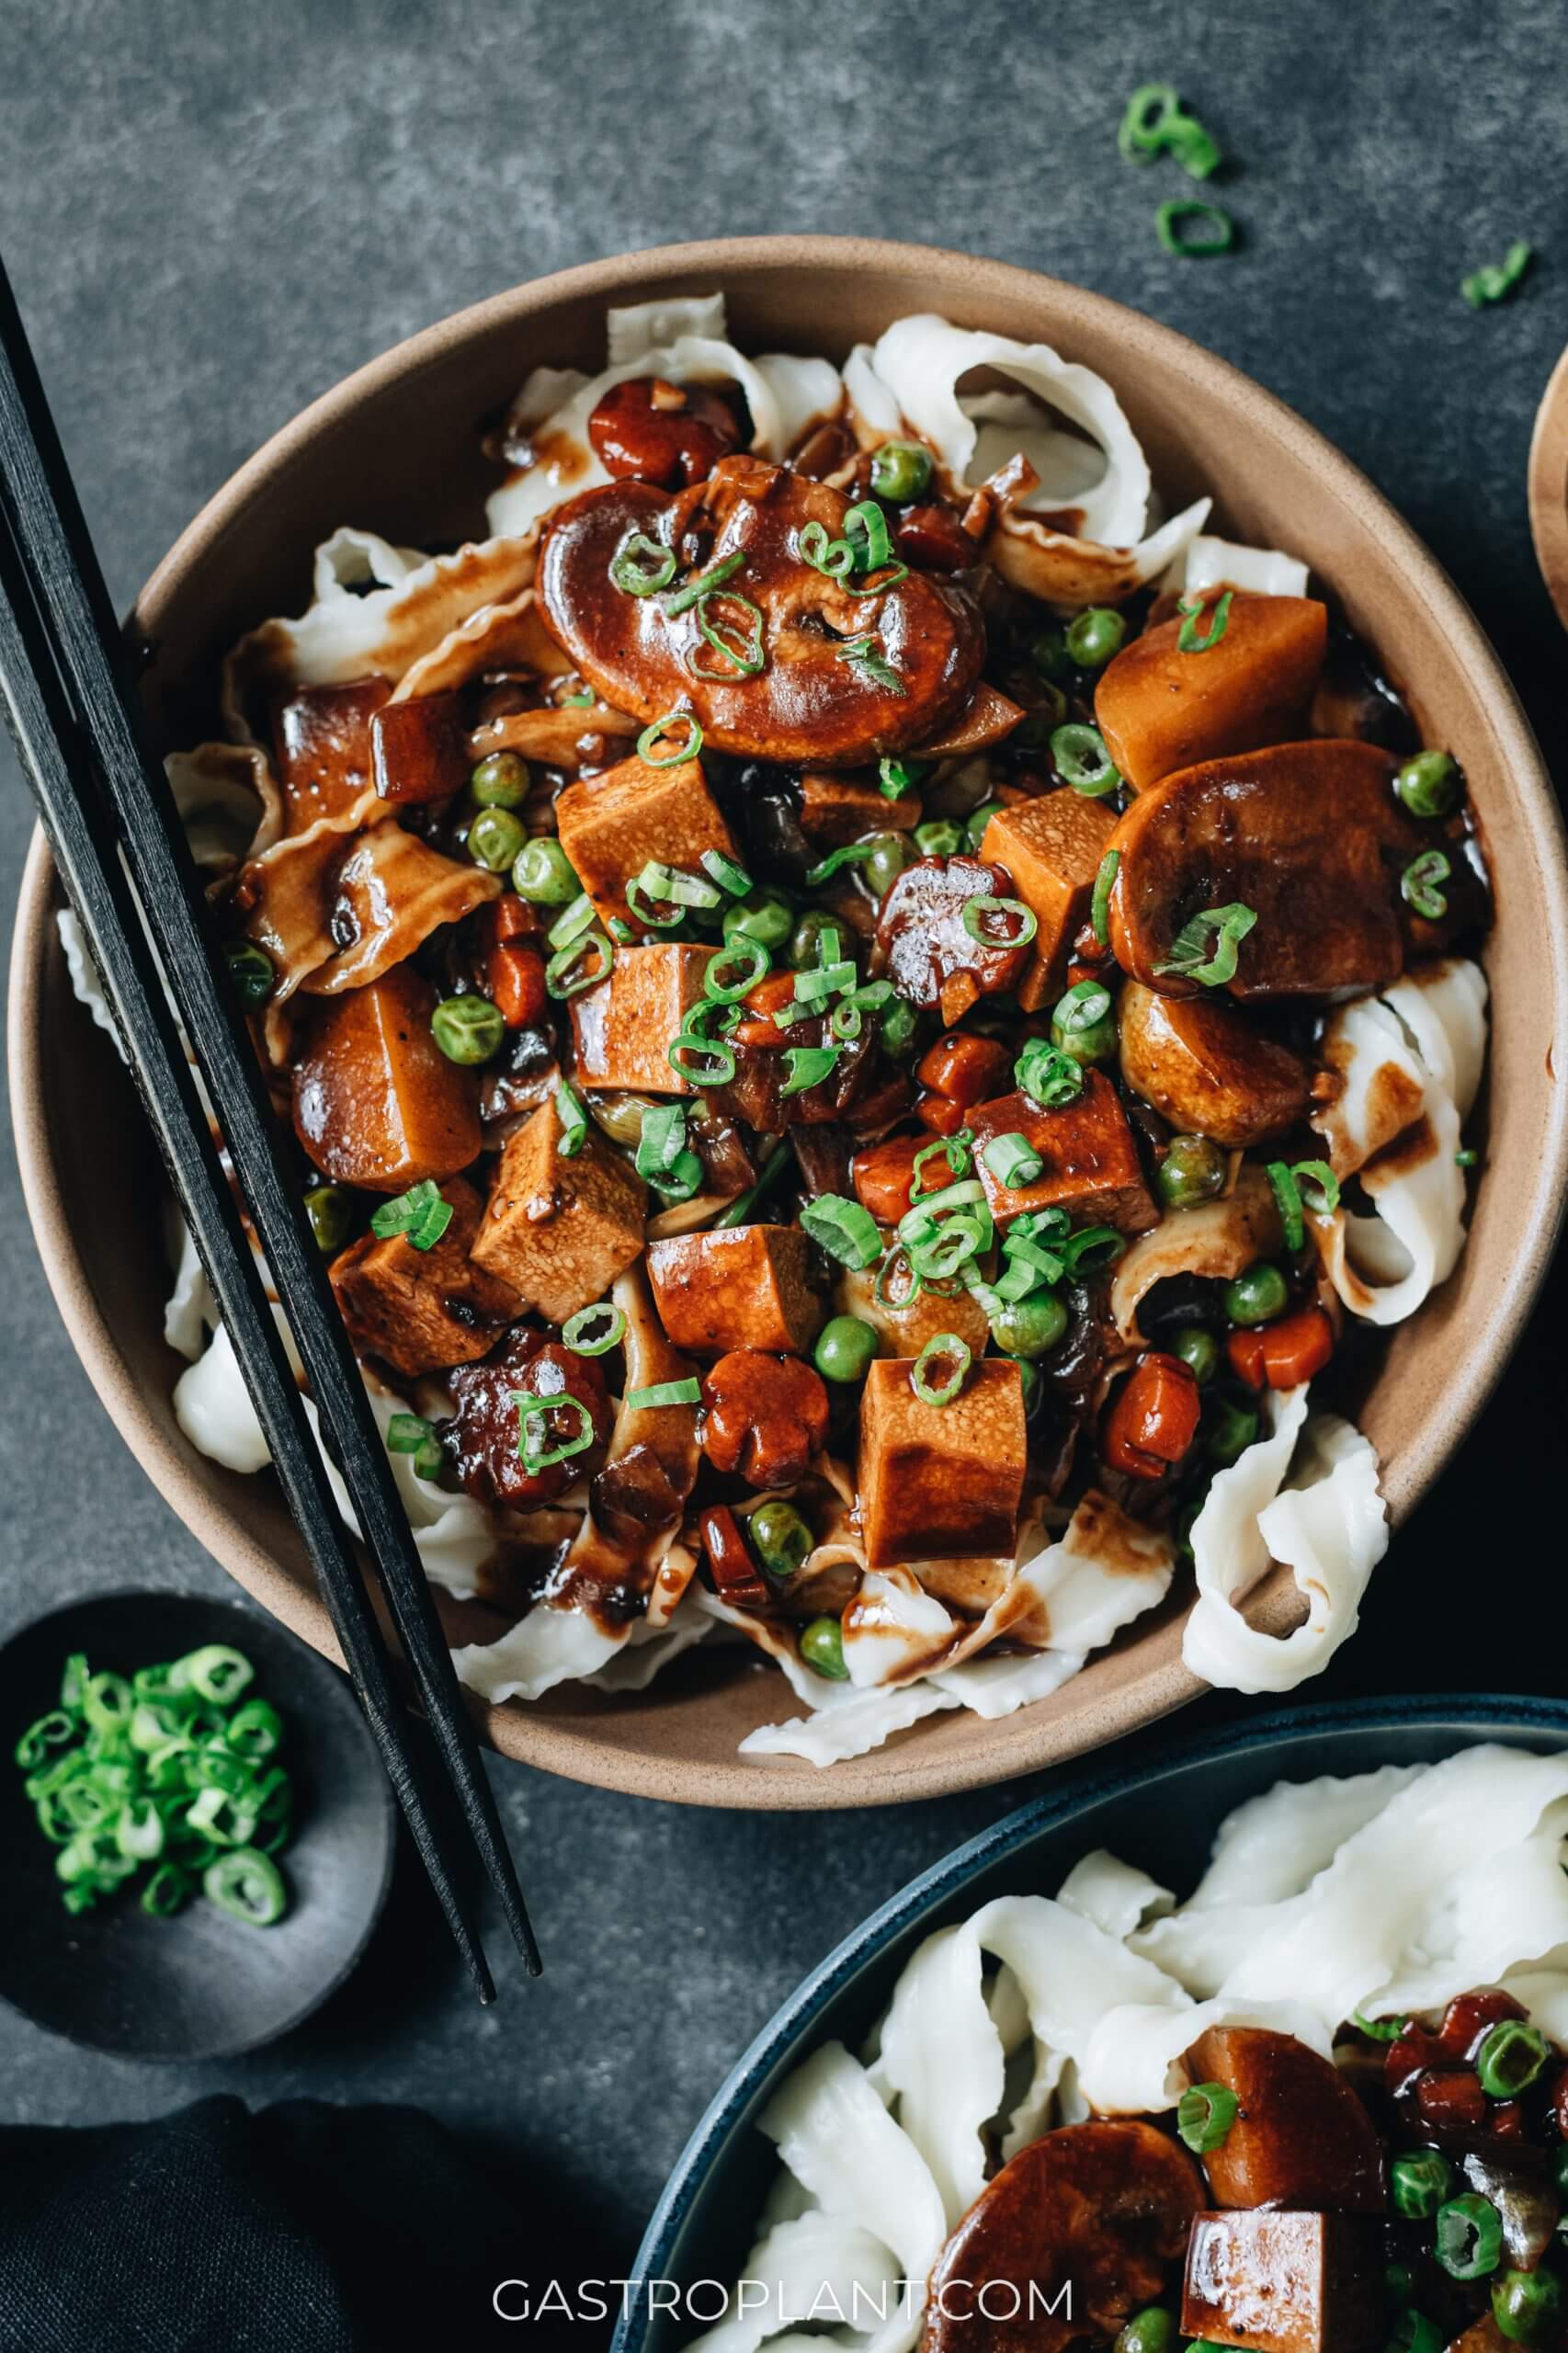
[
  {"xmin": 291, "ymin": 965, "xmax": 482, "ymax": 1193},
  {"xmin": 858, "ymin": 1357, "xmax": 1026, "ymax": 1566},
  {"xmin": 469, "ymin": 1096, "xmax": 646, "ymax": 1325},
  {"xmin": 968, "ymin": 1071, "xmax": 1158, "ymax": 1234},
  {"xmin": 554, "ymin": 755, "xmax": 737, "ymax": 932},
  {"xmin": 797, "ymin": 770, "xmax": 920, "ymax": 841},
  {"xmin": 1182, "ymin": 2211, "xmax": 1382, "ymax": 2353},
  {"xmin": 329, "ymin": 1176, "xmax": 520, "ymax": 1378},
  {"xmin": 980, "ymin": 790, "xmax": 1119, "ymax": 1009},
  {"xmin": 646, "ymin": 1224, "xmax": 824, "ymax": 1356},
  {"xmin": 371, "ymin": 690, "xmax": 472, "ymax": 805},
  {"xmin": 571, "ymin": 945, "xmax": 715, "ymax": 1094},
  {"xmin": 274, "ymin": 679, "xmax": 389, "ymax": 830}
]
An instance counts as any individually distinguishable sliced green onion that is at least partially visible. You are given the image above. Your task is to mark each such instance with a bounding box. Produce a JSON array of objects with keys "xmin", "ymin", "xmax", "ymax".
[
  {"xmin": 836, "ymin": 634, "xmax": 905, "ymax": 695},
  {"xmin": 663, "ymin": 549, "xmax": 745, "ymax": 617},
  {"xmin": 1157, "ymin": 199, "xmax": 1235, "ymax": 257},
  {"xmin": 1118, "ymin": 81, "xmax": 1181, "ymax": 160},
  {"xmin": 878, "ymin": 756, "xmax": 925, "ymax": 800},
  {"xmin": 1266, "ymin": 1158, "xmax": 1340, "ymax": 1253},
  {"xmin": 204, "ymin": 1847, "xmax": 287, "ymax": 1927},
  {"xmin": 690, "ymin": 589, "xmax": 767, "ymax": 681},
  {"xmin": 1059, "ymin": 1224, "xmax": 1126, "ymax": 1276},
  {"xmin": 961, "ymin": 893, "xmax": 1038, "ymax": 948},
  {"xmin": 797, "ymin": 519, "xmax": 857, "ymax": 580},
  {"xmin": 369, "ymin": 1179, "xmax": 453, "ymax": 1252},
  {"xmin": 546, "ymin": 928, "xmax": 614, "ymax": 1000},
  {"xmin": 983, "ymin": 1132, "xmax": 1045, "ymax": 1188},
  {"xmin": 703, "ymin": 936, "xmax": 771, "ymax": 1002},
  {"xmin": 1462, "ymin": 240, "xmax": 1533, "ymax": 309},
  {"xmin": 1177, "ymin": 589, "xmax": 1233, "ymax": 653},
  {"xmin": 609, "ymin": 531, "xmax": 676, "ymax": 597},
  {"xmin": 1091, "ymin": 849, "xmax": 1120, "ymax": 947},
  {"xmin": 637, "ymin": 710, "xmax": 703, "ymax": 767},
  {"xmin": 387, "ymin": 1412, "xmax": 435, "ymax": 1455},
  {"xmin": 912, "ymin": 1333, "xmax": 971, "ymax": 1406},
  {"xmin": 829, "ymin": 1002, "xmax": 863, "ymax": 1040},
  {"xmin": 1402, "ymin": 850, "xmax": 1451, "ymax": 921},
  {"xmin": 15, "ymin": 1711, "xmax": 76, "ymax": 1771},
  {"xmin": 1177, "ymin": 2081, "xmax": 1239, "ymax": 2154},
  {"xmin": 547, "ymin": 891, "xmax": 597, "ymax": 950},
  {"xmin": 800, "ymin": 1193, "xmax": 883, "ymax": 1269},
  {"xmin": 636, "ymin": 1103, "xmax": 688, "ymax": 1180},
  {"xmin": 1051, "ymin": 722, "xmax": 1120, "ymax": 796},
  {"xmin": 912, "ymin": 1134, "xmax": 973, "ymax": 1194},
  {"xmin": 780, "ymin": 1045, "xmax": 840, "ymax": 1097},
  {"xmin": 1016, "ymin": 1037, "xmax": 1086, "ymax": 1107},
  {"xmin": 562, "ymin": 1302, "xmax": 627, "ymax": 1358},
  {"xmin": 804, "ymin": 840, "xmax": 879, "ymax": 888},
  {"xmin": 667, "ymin": 1032, "xmax": 736, "ymax": 1086},
  {"xmin": 700, "ymin": 848, "xmax": 752, "ymax": 897},
  {"xmin": 1054, "ymin": 978, "xmax": 1113, "ymax": 1033},
  {"xmin": 561, "ymin": 688, "xmax": 596, "ymax": 708},
  {"xmin": 551, "ymin": 1079, "xmax": 587, "ymax": 1159},
  {"xmin": 842, "ymin": 498, "xmax": 895, "ymax": 572},
  {"xmin": 514, "ymin": 1390, "xmax": 597, "ymax": 1472},
  {"xmin": 1153, "ymin": 902, "xmax": 1256, "ymax": 986},
  {"xmin": 625, "ymin": 1379, "xmax": 702, "ymax": 1411},
  {"xmin": 845, "ymin": 561, "xmax": 909, "ymax": 598}
]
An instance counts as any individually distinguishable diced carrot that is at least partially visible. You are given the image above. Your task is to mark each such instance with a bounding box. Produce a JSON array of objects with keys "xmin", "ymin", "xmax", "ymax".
[
  {"xmin": 915, "ymin": 1090, "xmax": 969, "ymax": 1136},
  {"xmin": 916, "ymin": 1030, "xmax": 1012, "ymax": 1107},
  {"xmin": 851, "ymin": 1134, "xmax": 924, "ymax": 1224},
  {"xmin": 733, "ymin": 971, "xmax": 801, "ymax": 1050},
  {"xmin": 1102, "ymin": 1351, "xmax": 1201, "ymax": 1478},
  {"xmin": 490, "ymin": 893, "xmax": 540, "ymax": 944},
  {"xmin": 489, "ymin": 941, "xmax": 547, "ymax": 1029},
  {"xmin": 700, "ymin": 1505, "xmax": 769, "ymax": 1610},
  {"xmin": 1227, "ymin": 1305, "xmax": 1334, "ymax": 1391}
]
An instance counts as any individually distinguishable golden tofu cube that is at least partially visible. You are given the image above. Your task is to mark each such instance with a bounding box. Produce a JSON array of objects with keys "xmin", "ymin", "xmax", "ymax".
[
  {"xmin": 646, "ymin": 1224, "xmax": 824, "ymax": 1356},
  {"xmin": 469, "ymin": 1096, "xmax": 646, "ymax": 1325},
  {"xmin": 859, "ymin": 1358, "xmax": 1026, "ymax": 1567},
  {"xmin": 797, "ymin": 770, "xmax": 920, "ymax": 842},
  {"xmin": 981, "ymin": 790, "xmax": 1119, "ymax": 1010},
  {"xmin": 571, "ymin": 945, "xmax": 715, "ymax": 1095},
  {"xmin": 553, "ymin": 756, "xmax": 738, "ymax": 933},
  {"xmin": 969, "ymin": 1071, "xmax": 1158, "ymax": 1234},
  {"xmin": 330, "ymin": 1176, "xmax": 520, "ymax": 1378}
]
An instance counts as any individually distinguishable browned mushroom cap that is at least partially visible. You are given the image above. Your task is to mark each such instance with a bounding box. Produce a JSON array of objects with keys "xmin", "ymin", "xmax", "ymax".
[
  {"xmin": 1118, "ymin": 982, "xmax": 1311, "ymax": 1147},
  {"xmin": 1105, "ymin": 739, "xmax": 1421, "ymax": 1000},
  {"xmin": 1182, "ymin": 2027, "xmax": 1385, "ymax": 2214},
  {"xmin": 925, "ymin": 2120, "xmax": 1204, "ymax": 2353},
  {"xmin": 873, "ymin": 856, "xmax": 1033, "ymax": 1026},
  {"xmin": 536, "ymin": 454, "xmax": 986, "ymax": 767}
]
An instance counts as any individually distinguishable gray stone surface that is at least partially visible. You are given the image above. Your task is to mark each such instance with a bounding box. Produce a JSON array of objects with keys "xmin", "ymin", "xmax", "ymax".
[{"xmin": 0, "ymin": 0, "xmax": 1564, "ymax": 2317}]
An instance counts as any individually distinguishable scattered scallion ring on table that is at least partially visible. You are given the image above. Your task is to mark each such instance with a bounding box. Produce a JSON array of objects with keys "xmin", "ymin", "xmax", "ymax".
[
  {"xmin": 961, "ymin": 893, "xmax": 1038, "ymax": 949},
  {"xmin": 1461, "ymin": 240, "xmax": 1533, "ymax": 309},
  {"xmin": 626, "ymin": 1378, "xmax": 702, "ymax": 1411},
  {"xmin": 663, "ymin": 549, "xmax": 745, "ymax": 617},
  {"xmin": 608, "ymin": 529, "xmax": 677, "ymax": 597},
  {"xmin": 1265, "ymin": 1157, "xmax": 1340, "ymax": 1253},
  {"xmin": 1402, "ymin": 849, "xmax": 1452, "ymax": 921},
  {"xmin": 370, "ymin": 1178, "xmax": 452, "ymax": 1252},
  {"xmin": 1051, "ymin": 722, "xmax": 1120, "ymax": 796},
  {"xmin": 14, "ymin": 1643, "xmax": 294, "ymax": 1924},
  {"xmin": 1156, "ymin": 199, "xmax": 1236, "ymax": 257},
  {"xmin": 514, "ymin": 1392, "xmax": 597, "ymax": 1473},
  {"xmin": 1177, "ymin": 589, "xmax": 1233, "ymax": 653},
  {"xmin": 911, "ymin": 1332, "xmax": 971, "ymax": 1407},
  {"xmin": 1153, "ymin": 901, "xmax": 1256, "ymax": 986},
  {"xmin": 554, "ymin": 1080, "xmax": 588, "ymax": 1158},
  {"xmin": 637, "ymin": 710, "xmax": 703, "ymax": 767},
  {"xmin": 1091, "ymin": 848, "xmax": 1120, "ymax": 947},
  {"xmin": 562, "ymin": 1302, "xmax": 626, "ymax": 1358},
  {"xmin": 1117, "ymin": 82, "xmax": 1221, "ymax": 177},
  {"xmin": 800, "ymin": 1192, "xmax": 883, "ymax": 1270},
  {"xmin": 1177, "ymin": 2080, "xmax": 1239, "ymax": 2154}
]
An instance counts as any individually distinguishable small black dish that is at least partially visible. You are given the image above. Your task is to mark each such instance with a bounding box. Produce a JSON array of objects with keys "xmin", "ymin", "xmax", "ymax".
[{"xmin": 0, "ymin": 1588, "xmax": 396, "ymax": 2059}]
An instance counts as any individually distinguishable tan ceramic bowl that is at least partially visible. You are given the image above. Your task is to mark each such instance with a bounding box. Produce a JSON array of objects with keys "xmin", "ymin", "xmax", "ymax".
[{"xmin": 11, "ymin": 238, "xmax": 1568, "ymax": 1808}]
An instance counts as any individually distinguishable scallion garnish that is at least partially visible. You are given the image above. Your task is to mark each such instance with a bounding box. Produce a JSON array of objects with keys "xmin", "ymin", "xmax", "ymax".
[
  {"xmin": 386, "ymin": 1412, "xmax": 445, "ymax": 1480},
  {"xmin": 982, "ymin": 1132, "xmax": 1046, "ymax": 1189},
  {"xmin": 562, "ymin": 1302, "xmax": 627, "ymax": 1358},
  {"xmin": 631, "ymin": 858, "xmax": 722, "ymax": 914},
  {"xmin": 633, "ymin": 1108, "xmax": 704, "ymax": 1201},
  {"xmin": 800, "ymin": 1193, "xmax": 883, "ymax": 1270},
  {"xmin": 1051, "ymin": 722, "xmax": 1120, "ymax": 796},
  {"xmin": 545, "ymin": 926, "xmax": 615, "ymax": 1000},
  {"xmin": 1266, "ymin": 1158, "xmax": 1340, "ymax": 1253},
  {"xmin": 842, "ymin": 498, "xmax": 895, "ymax": 572},
  {"xmin": 1015, "ymin": 1036, "xmax": 1085, "ymax": 1108},
  {"xmin": 1091, "ymin": 848, "xmax": 1120, "ymax": 947},
  {"xmin": 663, "ymin": 549, "xmax": 745, "ymax": 617},
  {"xmin": 626, "ymin": 1378, "xmax": 702, "ymax": 1411},
  {"xmin": 1176, "ymin": 588, "xmax": 1233, "ymax": 653},
  {"xmin": 1156, "ymin": 199, "xmax": 1235, "ymax": 257},
  {"xmin": 1053, "ymin": 978, "xmax": 1112, "ymax": 1034},
  {"xmin": 667, "ymin": 1031, "xmax": 737, "ymax": 1086},
  {"xmin": 547, "ymin": 891, "xmax": 597, "ymax": 950},
  {"xmin": 1402, "ymin": 849, "xmax": 1451, "ymax": 921},
  {"xmin": 514, "ymin": 1391, "xmax": 597, "ymax": 1473},
  {"xmin": 1153, "ymin": 901, "xmax": 1256, "ymax": 985},
  {"xmin": 836, "ymin": 634, "xmax": 906, "ymax": 695},
  {"xmin": 608, "ymin": 531, "xmax": 677, "ymax": 597},
  {"xmin": 960, "ymin": 893, "xmax": 1038, "ymax": 948},
  {"xmin": 690, "ymin": 590, "xmax": 767, "ymax": 681},
  {"xmin": 780, "ymin": 1045, "xmax": 841, "ymax": 1097},
  {"xmin": 803, "ymin": 839, "xmax": 881, "ymax": 888},
  {"xmin": 1177, "ymin": 2081, "xmax": 1239, "ymax": 2154},
  {"xmin": 878, "ymin": 755, "xmax": 926, "ymax": 800},
  {"xmin": 637, "ymin": 710, "xmax": 703, "ymax": 767},
  {"xmin": 1117, "ymin": 84, "xmax": 1222, "ymax": 179},
  {"xmin": 370, "ymin": 1178, "xmax": 452, "ymax": 1252},
  {"xmin": 912, "ymin": 1133, "xmax": 973, "ymax": 1194},
  {"xmin": 699, "ymin": 848, "xmax": 752, "ymax": 897},
  {"xmin": 911, "ymin": 1333, "xmax": 971, "ymax": 1407},
  {"xmin": 555, "ymin": 1079, "xmax": 588, "ymax": 1158}
]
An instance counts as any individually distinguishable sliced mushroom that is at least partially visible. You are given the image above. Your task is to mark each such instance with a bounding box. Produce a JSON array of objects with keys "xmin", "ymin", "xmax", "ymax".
[
  {"xmin": 1118, "ymin": 982, "xmax": 1311, "ymax": 1146},
  {"xmin": 1182, "ymin": 2027, "xmax": 1385, "ymax": 2213},
  {"xmin": 1095, "ymin": 594, "xmax": 1328, "ymax": 790},
  {"xmin": 536, "ymin": 454, "xmax": 985, "ymax": 766},
  {"xmin": 1105, "ymin": 739, "xmax": 1418, "ymax": 999},
  {"xmin": 925, "ymin": 2120, "xmax": 1203, "ymax": 2352}
]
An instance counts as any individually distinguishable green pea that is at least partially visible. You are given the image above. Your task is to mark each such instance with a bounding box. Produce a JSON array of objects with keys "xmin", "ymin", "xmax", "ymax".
[
  {"xmin": 1493, "ymin": 2268, "xmax": 1562, "ymax": 2347},
  {"xmin": 468, "ymin": 806, "xmax": 528, "ymax": 872},
  {"xmin": 303, "ymin": 1184, "xmax": 353, "ymax": 1255},
  {"xmin": 800, "ymin": 1613, "xmax": 848, "ymax": 1679},
  {"xmin": 991, "ymin": 1291, "xmax": 1069, "ymax": 1359},
  {"xmin": 1064, "ymin": 607, "xmax": 1127, "ymax": 669},
  {"xmin": 1157, "ymin": 1135, "xmax": 1229, "ymax": 1210},
  {"xmin": 915, "ymin": 819, "xmax": 966, "ymax": 858},
  {"xmin": 749, "ymin": 1500, "xmax": 812, "ymax": 1582},
  {"xmin": 862, "ymin": 832, "xmax": 911, "ymax": 898},
  {"xmin": 1028, "ymin": 627, "xmax": 1074, "ymax": 687},
  {"xmin": 814, "ymin": 1315, "xmax": 879, "ymax": 1385},
  {"xmin": 1171, "ymin": 1324, "xmax": 1220, "ymax": 1383},
  {"xmin": 469, "ymin": 750, "xmax": 530, "ymax": 808},
  {"xmin": 223, "ymin": 939, "xmax": 276, "ymax": 1006},
  {"xmin": 1390, "ymin": 2149, "xmax": 1453, "ymax": 2220},
  {"xmin": 1394, "ymin": 749, "xmax": 1461, "ymax": 820},
  {"xmin": 512, "ymin": 835, "xmax": 580, "ymax": 905},
  {"xmin": 1223, "ymin": 1261, "xmax": 1290, "ymax": 1326},
  {"xmin": 966, "ymin": 801, "xmax": 1005, "ymax": 850},
  {"xmin": 1206, "ymin": 1392, "xmax": 1259, "ymax": 1465},
  {"xmin": 789, "ymin": 909, "xmax": 845, "ymax": 970},
  {"xmin": 869, "ymin": 439, "xmax": 933, "ymax": 503},
  {"xmin": 722, "ymin": 887, "xmax": 794, "ymax": 949},
  {"xmin": 880, "ymin": 1000, "xmax": 919, "ymax": 1060},
  {"xmin": 430, "ymin": 994, "xmax": 505, "ymax": 1065},
  {"xmin": 1115, "ymin": 2310, "xmax": 1176, "ymax": 2353}
]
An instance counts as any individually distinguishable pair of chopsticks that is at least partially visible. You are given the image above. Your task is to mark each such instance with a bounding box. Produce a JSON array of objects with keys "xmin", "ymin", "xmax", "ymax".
[{"xmin": 0, "ymin": 254, "xmax": 539, "ymax": 1997}]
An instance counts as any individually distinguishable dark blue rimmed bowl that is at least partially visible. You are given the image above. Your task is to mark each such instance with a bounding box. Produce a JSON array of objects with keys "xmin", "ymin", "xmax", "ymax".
[{"xmin": 613, "ymin": 1695, "xmax": 1568, "ymax": 2352}]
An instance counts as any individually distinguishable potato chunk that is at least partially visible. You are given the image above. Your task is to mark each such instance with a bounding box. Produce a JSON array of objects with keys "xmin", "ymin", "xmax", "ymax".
[
  {"xmin": 291, "ymin": 965, "xmax": 481, "ymax": 1193},
  {"xmin": 968, "ymin": 1071, "xmax": 1159, "ymax": 1234},
  {"xmin": 469, "ymin": 1096, "xmax": 646, "ymax": 1324},
  {"xmin": 329, "ymin": 1176, "xmax": 520, "ymax": 1378},
  {"xmin": 1182, "ymin": 2027, "xmax": 1385, "ymax": 2213},
  {"xmin": 859, "ymin": 1356, "xmax": 1026, "ymax": 1566},
  {"xmin": 1182, "ymin": 2210, "xmax": 1382, "ymax": 2353},
  {"xmin": 646, "ymin": 1223, "xmax": 824, "ymax": 1356},
  {"xmin": 571, "ymin": 945, "xmax": 714, "ymax": 1094},
  {"xmin": 554, "ymin": 754, "xmax": 739, "ymax": 933},
  {"xmin": 980, "ymin": 790, "xmax": 1119, "ymax": 1008},
  {"xmin": 1119, "ymin": 982, "xmax": 1310, "ymax": 1146},
  {"xmin": 1096, "ymin": 594, "xmax": 1329, "ymax": 790}
]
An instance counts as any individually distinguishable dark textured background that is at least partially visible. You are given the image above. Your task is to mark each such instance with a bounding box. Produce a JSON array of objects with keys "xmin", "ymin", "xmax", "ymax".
[{"xmin": 1, "ymin": 0, "xmax": 1564, "ymax": 2334}]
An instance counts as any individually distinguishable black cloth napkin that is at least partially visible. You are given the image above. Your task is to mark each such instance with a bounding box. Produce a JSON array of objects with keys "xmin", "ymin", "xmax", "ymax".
[{"xmin": 0, "ymin": 2094, "xmax": 603, "ymax": 2351}]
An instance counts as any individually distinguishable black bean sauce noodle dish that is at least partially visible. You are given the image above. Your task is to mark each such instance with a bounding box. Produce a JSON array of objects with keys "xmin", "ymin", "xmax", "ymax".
[{"xmin": 77, "ymin": 296, "xmax": 1492, "ymax": 1766}]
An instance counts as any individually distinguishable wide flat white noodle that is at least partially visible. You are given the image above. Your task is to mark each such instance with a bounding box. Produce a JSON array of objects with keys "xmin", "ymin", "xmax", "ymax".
[
  {"xmin": 1080, "ymin": 1995, "xmax": 1335, "ymax": 2116},
  {"xmin": 1170, "ymin": 532, "xmax": 1310, "ymax": 597},
  {"xmin": 164, "ymin": 1209, "xmax": 216, "ymax": 1361},
  {"xmin": 1017, "ymin": 1494, "xmax": 1175, "ymax": 1653},
  {"xmin": 843, "ymin": 1567, "xmax": 957, "ymax": 1688},
  {"xmin": 1057, "ymin": 1851, "xmax": 1174, "ymax": 1939},
  {"xmin": 872, "ymin": 1924, "xmax": 1000, "ymax": 2225},
  {"xmin": 926, "ymin": 1645, "xmax": 1086, "ymax": 1720},
  {"xmin": 1185, "ymin": 1763, "xmax": 1420, "ymax": 1909},
  {"xmin": 56, "ymin": 907, "xmax": 120, "ymax": 1050},
  {"xmin": 685, "ymin": 2208, "xmax": 900, "ymax": 2353}
]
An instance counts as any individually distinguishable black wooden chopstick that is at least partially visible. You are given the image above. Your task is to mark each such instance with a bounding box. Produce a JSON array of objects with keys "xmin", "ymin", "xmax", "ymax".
[{"xmin": 0, "ymin": 251, "xmax": 540, "ymax": 1983}]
